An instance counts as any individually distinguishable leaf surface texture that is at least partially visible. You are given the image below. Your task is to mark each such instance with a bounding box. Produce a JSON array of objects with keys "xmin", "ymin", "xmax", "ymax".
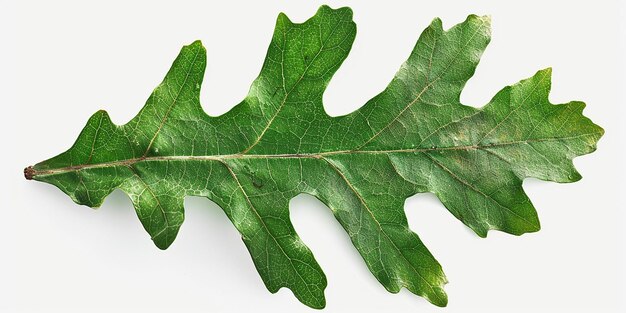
[{"xmin": 27, "ymin": 6, "xmax": 603, "ymax": 308}]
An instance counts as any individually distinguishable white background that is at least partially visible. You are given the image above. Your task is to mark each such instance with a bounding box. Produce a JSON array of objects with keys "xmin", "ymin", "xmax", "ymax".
[{"xmin": 1, "ymin": 0, "xmax": 624, "ymax": 312}]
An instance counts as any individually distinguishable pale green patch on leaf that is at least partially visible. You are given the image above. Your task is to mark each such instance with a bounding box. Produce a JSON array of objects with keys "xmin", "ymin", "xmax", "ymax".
[{"xmin": 25, "ymin": 5, "xmax": 603, "ymax": 309}]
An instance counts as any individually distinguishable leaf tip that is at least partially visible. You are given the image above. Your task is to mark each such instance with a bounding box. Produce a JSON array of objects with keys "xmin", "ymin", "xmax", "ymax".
[
  {"xmin": 414, "ymin": 283, "xmax": 448, "ymax": 307},
  {"xmin": 596, "ymin": 124, "xmax": 606, "ymax": 138},
  {"xmin": 94, "ymin": 109, "xmax": 113, "ymax": 124},
  {"xmin": 539, "ymin": 66, "xmax": 553, "ymax": 77},
  {"xmin": 188, "ymin": 39, "xmax": 204, "ymax": 48},
  {"xmin": 509, "ymin": 218, "xmax": 542, "ymax": 236},
  {"xmin": 182, "ymin": 40, "xmax": 206, "ymax": 57},
  {"xmin": 429, "ymin": 17, "xmax": 443, "ymax": 30},
  {"xmin": 528, "ymin": 221, "xmax": 541, "ymax": 233},
  {"xmin": 467, "ymin": 14, "xmax": 491, "ymax": 24},
  {"xmin": 276, "ymin": 12, "xmax": 293, "ymax": 26},
  {"xmin": 271, "ymin": 286, "xmax": 327, "ymax": 310},
  {"xmin": 308, "ymin": 297, "xmax": 326, "ymax": 310},
  {"xmin": 151, "ymin": 232, "xmax": 175, "ymax": 250},
  {"xmin": 317, "ymin": 4, "xmax": 353, "ymax": 17},
  {"xmin": 466, "ymin": 14, "xmax": 492, "ymax": 38},
  {"xmin": 568, "ymin": 170, "xmax": 583, "ymax": 182},
  {"xmin": 476, "ymin": 228, "xmax": 489, "ymax": 238},
  {"xmin": 431, "ymin": 291, "xmax": 449, "ymax": 307},
  {"xmin": 153, "ymin": 241, "xmax": 171, "ymax": 250}
]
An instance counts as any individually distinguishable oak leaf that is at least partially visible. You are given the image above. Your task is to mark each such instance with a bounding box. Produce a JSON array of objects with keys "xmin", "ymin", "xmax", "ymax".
[{"xmin": 25, "ymin": 6, "xmax": 604, "ymax": 308}]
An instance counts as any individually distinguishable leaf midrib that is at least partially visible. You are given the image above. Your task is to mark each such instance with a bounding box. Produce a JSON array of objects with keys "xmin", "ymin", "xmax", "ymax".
[{"xmin": 31, "ymin": 132, "xmax": 599, "ymax": 178}]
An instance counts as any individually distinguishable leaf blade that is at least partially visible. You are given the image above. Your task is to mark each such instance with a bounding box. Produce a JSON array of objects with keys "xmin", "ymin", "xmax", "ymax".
[{"xmin": 27, "ymin": 6, "xmax": 603, "ymax": 308}]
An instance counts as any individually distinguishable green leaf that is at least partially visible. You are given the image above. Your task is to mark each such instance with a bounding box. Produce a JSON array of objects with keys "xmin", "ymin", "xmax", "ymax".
[{"xmin": 25, "ymin": 5, "xmax": 603, "ymax": 309}]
